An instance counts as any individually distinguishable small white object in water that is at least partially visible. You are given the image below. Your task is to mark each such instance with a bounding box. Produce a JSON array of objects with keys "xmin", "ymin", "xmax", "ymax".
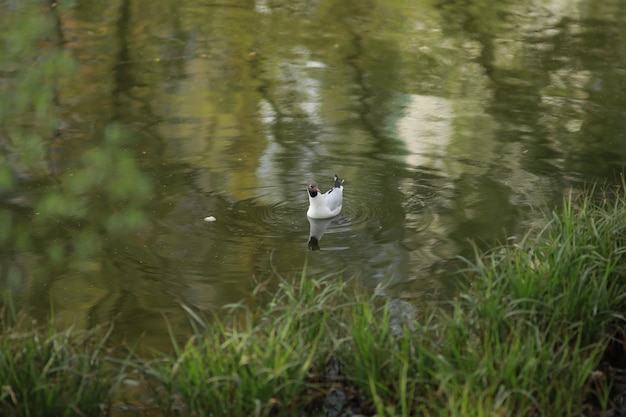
[{"xmin": 204, "ymin": 216, "xmax": 217, "ymax": 222}]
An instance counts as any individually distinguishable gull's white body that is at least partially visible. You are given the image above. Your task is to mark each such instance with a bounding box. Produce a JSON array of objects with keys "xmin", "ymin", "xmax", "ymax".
[{"xmin": 307, "ymin": 174, "xmax": 344, "ymax": 219}]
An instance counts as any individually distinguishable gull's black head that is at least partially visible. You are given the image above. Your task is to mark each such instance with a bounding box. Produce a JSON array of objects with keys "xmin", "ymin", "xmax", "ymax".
[{"xmin": 308, "ymin": 181, "xmax": 321, "ymax": 197}]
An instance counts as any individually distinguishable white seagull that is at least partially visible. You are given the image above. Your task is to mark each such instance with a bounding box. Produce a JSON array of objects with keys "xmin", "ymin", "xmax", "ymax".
[{"xmin": 307, "ymin": 174, "xmax": 344, "ymax": 219}]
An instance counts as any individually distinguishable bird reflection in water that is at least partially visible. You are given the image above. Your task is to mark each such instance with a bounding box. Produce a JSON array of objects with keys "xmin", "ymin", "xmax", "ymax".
[{"xmin": 307, "ymin": 215, "xmax": 341, "ymax": 251}]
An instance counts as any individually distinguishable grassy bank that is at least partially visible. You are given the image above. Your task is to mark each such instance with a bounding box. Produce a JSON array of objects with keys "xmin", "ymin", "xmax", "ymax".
[{"xmin": 2, "ymin": 186, "xmax": 626, "ymax": 417}]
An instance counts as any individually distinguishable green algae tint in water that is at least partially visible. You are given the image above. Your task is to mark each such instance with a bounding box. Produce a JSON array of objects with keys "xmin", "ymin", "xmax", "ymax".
[{"xmin": 1, "ymin": 0, "xmax": 626, "ymax": 350}]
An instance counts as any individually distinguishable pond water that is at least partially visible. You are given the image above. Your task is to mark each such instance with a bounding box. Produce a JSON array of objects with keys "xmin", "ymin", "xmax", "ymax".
[{"xmin": 2, "ymin": 0, "xmax": 626, "ymax": 350}]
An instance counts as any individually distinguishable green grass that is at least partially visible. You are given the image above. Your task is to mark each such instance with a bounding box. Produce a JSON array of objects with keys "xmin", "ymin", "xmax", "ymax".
[
  {"xmin": 0, "ymin": 317, "xmax": 122, "ymax": 417},
  {"xmin": 146, "ymin": 274, "xmax": 354, "ymax": 417},
  {"xmin": 3, "ymin": 185, "xmax": 626, "ymax": 416}
]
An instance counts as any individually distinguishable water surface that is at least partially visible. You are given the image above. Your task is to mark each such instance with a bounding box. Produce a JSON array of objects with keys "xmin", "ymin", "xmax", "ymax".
[{"xmin": 2, "ymin": 0, "xmax": 626, "ymax": 349}]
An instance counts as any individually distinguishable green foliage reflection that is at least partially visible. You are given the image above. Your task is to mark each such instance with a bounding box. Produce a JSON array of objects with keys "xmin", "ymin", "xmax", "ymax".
[
  {"xmin": 35, "ymin": 123, "xmax": 153, "ymax": 239},
  {"xmin": 0, "ymin": 1, "xmax": 152, "ymax": 300}
]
